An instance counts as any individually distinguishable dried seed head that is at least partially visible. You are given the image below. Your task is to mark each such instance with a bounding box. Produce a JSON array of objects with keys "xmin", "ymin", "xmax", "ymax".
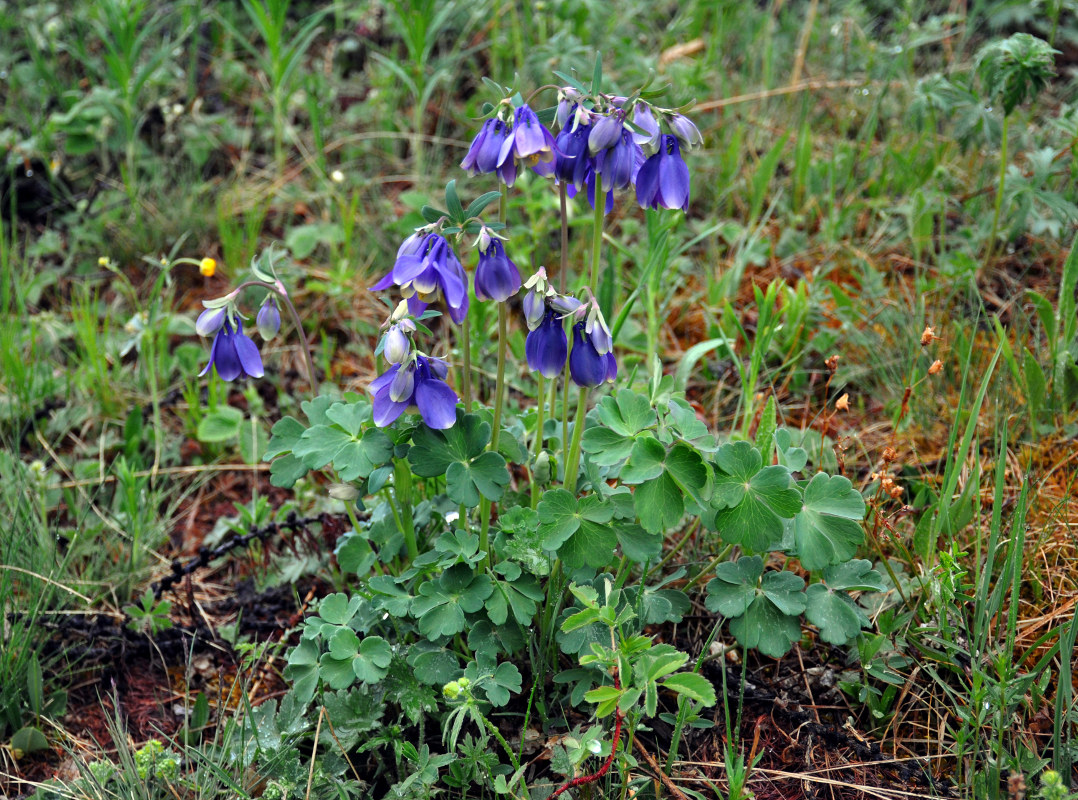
[
  {"xmin": 888, "ymin": 483, "xmax": 903, "ymax": 499},
  {"xmin": 825, "ymin": 354, "xmax": 840, "ymax": 373},
  {"xmin": 920, "ymin": 325, "xmax": 936, "ymax": 346},
  {"xmin": 882, "ymin": 446, "xmax": 897, "ymax": 463},
  {"xmin": 1007, "ymin": 772, "xmax": 1026, "ymax": 800},
  {"xmin": 928, "ymin": 359, "xmax": 943, "ymax": 375},
  {"xmin": 835, "ymin": 393, "xmax": 850, "ymax": 412}
]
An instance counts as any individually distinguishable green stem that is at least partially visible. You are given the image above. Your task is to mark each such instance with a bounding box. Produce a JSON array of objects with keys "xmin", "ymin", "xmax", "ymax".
[
  {"xmin": 562, "ymin": 387, "xmax": 589, "ymax": 491},
  {"xmin": 559, "ymin": 183, "xmax": 569, "ymax": 293},
  {"xmin": 590, "ymin": 173, "xmax": 605, "ymax": 290},
  {"xmin": 531, "ymin": 374, "xmax": 546, "ymax": 510},
  {"xmin": 394, "ymin": 459, "xmax": 418, "ymax": 561},
  {"xmin": 491, "ymin": 305, "xmax": 508, "ymax": 450},
  {"xmin": 231, "ymin": 279, "xmax": 317, "ymax": 397},
  {"xmin": 684, "ymin": 543, "xmax": 734, "ymax": 593},
  {"xmin": 987, "ymin": 114, "xmax": 1010, "ymax": 268},
  {"xmin": 461, "ymin": 314, "xmax": 473, "ymax": 411}
]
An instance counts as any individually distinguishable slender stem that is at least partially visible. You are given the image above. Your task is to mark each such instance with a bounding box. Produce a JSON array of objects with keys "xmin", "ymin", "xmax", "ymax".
[
  {"xmin": 562, "ymin": 387, "xmax": 589, "ymax": 491},
  {"xmin": 559, "ymin": 183, "xmax": 569, "ymax": 293},
  {"xmin": 684, "ymin": 544, "xmax": 734, "ymax": 593},
  {"xmin": 986, "ymin": 114, "xmax": 1010, "ymax": 268},
  {"xmin": 394, "ymin": 459, "xmax": 418, "ymax": 561},
  {"xmin": 461, "ymin": 314, "xmax": 474, "ymax": 410},
  {"xmin": 230, "ymin": 279, "xmax": 317, "ymax": 396},
  {"xmin": 491, "ymin": 305, "xmax": 508, "ymax": 450},
  {"xmin": 531, "ymin": 373, "xmax": 546, "ymax": 510},
  {"xmin": 560, "ymin": 362, "xmax": 571, "ymax": 469},
  {"xmin": 589, "ymin": 173, "xmax": 605, "ymax": 290}
]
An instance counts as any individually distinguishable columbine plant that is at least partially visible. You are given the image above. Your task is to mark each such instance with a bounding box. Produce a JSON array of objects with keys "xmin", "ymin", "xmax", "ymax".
[{"xmin": 246, "ymin": 59, "xmax": 875, "ymax": 800}]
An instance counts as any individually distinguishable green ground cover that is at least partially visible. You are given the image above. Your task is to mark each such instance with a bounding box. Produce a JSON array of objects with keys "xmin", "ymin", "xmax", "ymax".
[{"xmin": 2, "ymin": 1, "xmax": 1078, "ymax": 798}]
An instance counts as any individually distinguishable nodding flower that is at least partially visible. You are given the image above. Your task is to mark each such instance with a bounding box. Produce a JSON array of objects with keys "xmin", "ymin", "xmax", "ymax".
[
  {"xmin": 370, "ymin": 354, "xmax": 458, "ymax": 430},
  {"xmin": 474, "ymin": 238, "xmax": 522, "ymax": 303},
  {"xmin": 569, "ymin": 321, "xmax": 617, "ymax": 388},
  {"xmin": 493, "ymin": 104, "xmax": 557, "ymax": 186},
  {"xmin": 525, "ymin": 307, "xmax": 568, "ymax": 379},
  {"xmin": 198, "ymin": 317, "xmax": 264, "ymax": 381},
  {"xmin": 371, "ymin": 233, "xmax": 469, "ymax": 324},
  {"xmin": 635, "ymin": 134, "xmax": 691, "ymax": 212}
]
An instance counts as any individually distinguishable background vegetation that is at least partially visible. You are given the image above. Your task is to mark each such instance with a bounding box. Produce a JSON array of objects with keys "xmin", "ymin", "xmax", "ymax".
[{"xmin": 2, "ymin": 0, "xmax": 1078, "ymax": 798}]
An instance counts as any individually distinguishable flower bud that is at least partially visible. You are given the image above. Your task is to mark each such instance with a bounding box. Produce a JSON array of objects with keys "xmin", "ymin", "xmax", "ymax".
[
  {"xmin": 523, "ymin": 289, "xmax": 546, "ymax": 330},
  {"xmin": 256, "ymin": 298, "xmax": 281, "ymax": 340},
  {"xmin": 632, "ymin": 103, "xmax": 660, "ymax": 148},
  {"xmin": 384, "ymin": 324, "xmax": 411, "ymax": 364},
  {"xmin": 669, "ymin": 113, "xmax": 703, "ymax": 150},
  {"xmin": 196, "ymin": 306, "xmax": 227, "ymax": 337},
  {"xmin": 588, "ymin": 113, "xmax": 624, "ymax": 154}
]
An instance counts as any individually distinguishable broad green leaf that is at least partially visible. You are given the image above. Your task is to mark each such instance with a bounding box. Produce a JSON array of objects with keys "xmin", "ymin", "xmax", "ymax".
[
  {"xmin": 728, "ymin": 594, "xmax": 803, "ymax": 658},
  {"xmin": 407, "ymin": 643, "xmax": 460, "ymax": 685},
  {"xmin": 805, "ymin": 584, "xmax": 869, "ymax": 645},
  {"xmin": 660, "ymin": 673, "xmax": 717, "ymax": 706},
  {"xmin": 325, "ymin": 401, "xmax": 371, "ymax": 437},
  {"xmin": 197, "ymin": 406, "xmax": 243, "ymax": 443},
  {"xmin": 354, "ymin": 636, "xmax": 393, "ymax": 683},
  {"xmin": 484, "ymin": 662, "xmax": 523, "ymax": 707},
  {"xmin": 284, "ymin": 638, "xmax": 320, "ymax": 706},
  {"xmin": 760, "ymin": 571, "xmax": 807, "ymax": 615},
  {"xmin": 705, "ymin": 556, "xmax": 763, "ymax": 617},
  {"xmin": 774, "ymin": 428, "xmax": 808, "ymax": 472},
  {"xmin": 821, "ymin": 559, "xmax": 886, "ymax": 592},
  {"xmin": 486, "ymin": 574, "xmax": 544, "ymax": 626},
  {"xmin": 580, "ymin": 427, "xmax": 634, "ymax": 466},
  {"xmin": 788, "ymin": 473, "xmax": 866, "ymax": 570},
  {"xmin": 711, "ymin": 441, "xmax": 801, "ymax": 550},
  {"xmin": 270, "ymin": 453, "xmax": 308, "ymax": 488},
  {"xmin": 317, "ymin": 593, "xmax": 363, "ymax": 626},
  {"xmin": 265, "ymin": 416, "xmax": 306, "ymax": 459},
  {"xmin": 666, "ymin": 443, "xmax": 711, "ymax": 507},
  {"xmin": 634, "ymin": 472, "xmax": 684, "ymax": 534},
  {"xmin": 446, "ymin": 451, "xmax": 510, "ymax": 507},
  {"xmin": 597, "ymin": 389, "xmax": 657, "ymax": 436},
  {"xmin": 407, "ymin": 411, "xmax": 489, "ymax": 477},
  {"xmin": 620, "ymin": 436, "xmax": 665, "ymax": 484},
  {"xmin": 538, "ymin": 490, "xmax": 615, "ymax": 549},
  {"xmin": 615, "ymin": 523, "xmax": 663, "ymax": 564}
]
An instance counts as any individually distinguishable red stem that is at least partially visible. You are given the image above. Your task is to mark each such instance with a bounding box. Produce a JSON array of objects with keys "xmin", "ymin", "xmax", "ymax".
[{"xmin": 549, "ymin": 672, "xmax": 623, "ymax": 799}]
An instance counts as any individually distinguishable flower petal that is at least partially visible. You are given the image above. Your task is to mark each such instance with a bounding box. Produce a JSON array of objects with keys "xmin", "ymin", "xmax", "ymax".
[
  {"xmin": 233, "ymin": 331, "xmax": 264, "ymax": 378},
  {"xmin": 415, "ymin": 377, "xmax": 459, "ymax": 430}
]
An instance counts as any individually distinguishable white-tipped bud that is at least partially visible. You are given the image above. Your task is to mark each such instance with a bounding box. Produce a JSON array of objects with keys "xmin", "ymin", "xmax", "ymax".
[
  {"xmin": 669, "ymin": 113, "xmax": 703, "ymax": 150},
  {"xmin": 588, "ymin": 113, "xmax": 623, "ymax": 154},
  {"xmin": 632, "ymin": 103, "xmax": 660, "ymax": 149},
  {"xmin": 196, "ymin": 306, "xmax": 227, "ymax": 337},
  {"xmin": 256, "ymin": 298, "xmax": 281, "ymax": 341},
  {"xmin": 477, "ymin": 226, "xmax": 492, "ymax": 252},
  {"xmin": 384, "ymin": 325, "xmax": 411, "ymax": 364},
  {"xmin": 551, "ymin": 294, "xmax": 584, "ymax": 316},
  {"xmin": 586, "ymin": 301, "xmax": 613, "ymax": 354},
  {"xmin": 523, "ymin": 289, "xmax": 546, "ymax": 330}
]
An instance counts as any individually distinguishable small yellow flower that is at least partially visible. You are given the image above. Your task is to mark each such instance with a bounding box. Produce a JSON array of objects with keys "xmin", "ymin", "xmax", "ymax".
[
  {"xmin": 98, "ymin": 256, "xmax": 110, "ymax": 267},
  {"xmin": 199, "ymin": 257, "xmax": 216, "ymax": 277}
]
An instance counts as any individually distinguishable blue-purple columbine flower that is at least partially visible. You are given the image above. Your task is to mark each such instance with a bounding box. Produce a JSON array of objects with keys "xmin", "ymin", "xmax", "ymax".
[
  {"xmin": 553, "ymin": 107, "xmax": 593, "ymax": 190},
  {"xmin": 199, "ymin": 318, "xmax": 264, "ymax": 381},
  {"xmin": 636, "ymin": 134, "xmax": 691, "ymax": 212},
  {"xmin": 370, "ymin": 354, "xmax": 458, "ymax": 429},
  {"xmin": 569, "ymin": 322, "xmax": 616, "ymax": 388},
  {"xmin": 371, "ymin": 233, "xmax": 469, "ymax": 324},
  {"xmin": 256, "ymin": 297, "xmax": 281, "ymax": 340},
  {"xmin": 495, "ymin": 104, "xmax": 556, "ymax": 186},
  {"xmin": 461, "ymin": 118, "xmax": 511, "ymax": 179},
  {"xmin": 525, "ymin": 307, "xmax": 568, "ymax": 378},
  {"xmin": 474, "ymin": 239, "xmax": 521, "ymax": 302},
  {"xmin": 594, "ymin": 127, "xmax": 643, "ymax": 192}
]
